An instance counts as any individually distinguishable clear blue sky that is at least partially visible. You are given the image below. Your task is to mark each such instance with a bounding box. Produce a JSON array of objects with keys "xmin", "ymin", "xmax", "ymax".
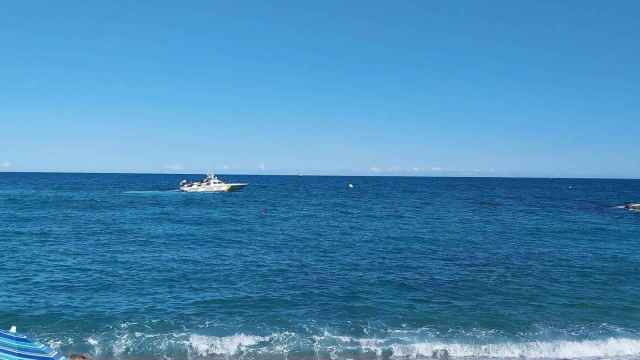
[{"xmin": 1, "ymin": 1, "xmax": 638, "ymax": 177}]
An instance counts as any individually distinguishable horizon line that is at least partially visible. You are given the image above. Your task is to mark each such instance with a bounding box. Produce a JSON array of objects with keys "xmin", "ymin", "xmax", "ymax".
[{"xmin": 0, "ymin": 170, "xmax": 639, "ymax": 181}]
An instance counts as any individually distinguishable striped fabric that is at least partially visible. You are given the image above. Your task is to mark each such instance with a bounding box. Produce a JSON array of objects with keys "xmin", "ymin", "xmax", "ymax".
[{"xmin": 0, "ymin": 329, "xmax": 66, "ymax": 360}]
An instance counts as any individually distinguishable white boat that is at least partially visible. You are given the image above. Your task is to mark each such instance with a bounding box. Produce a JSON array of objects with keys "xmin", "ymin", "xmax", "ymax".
[
  {"xmin": 179, "ymin": 174, "xmax": 248, "ymax": 192},
  {"xmin": 625, "ymin": 203, "xmax": 640, "ymax": 212}
]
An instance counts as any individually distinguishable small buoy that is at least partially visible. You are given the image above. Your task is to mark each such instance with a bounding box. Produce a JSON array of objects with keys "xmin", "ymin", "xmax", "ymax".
[{"xmin": 348, "ymin": 183, "xmax": 354, "ymax": 188}]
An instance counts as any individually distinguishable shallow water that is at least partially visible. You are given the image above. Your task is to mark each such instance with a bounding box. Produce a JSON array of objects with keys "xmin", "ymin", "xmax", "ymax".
[{"xmin": 1, "ymin": 173, "xmax": 640, "ymax": 360}]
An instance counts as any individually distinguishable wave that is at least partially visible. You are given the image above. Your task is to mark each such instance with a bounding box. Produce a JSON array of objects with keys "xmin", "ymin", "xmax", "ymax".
[
  {"xmin": 388, "ymin": 338, "xmax": 640, "ymax": 359},
  {"xmin": 43, "ymin": 330, "xmax": 640, "ymax": 360},
  {"xmin": 188, "ymin": 334, "xmax": 270, "ymax": 357}
]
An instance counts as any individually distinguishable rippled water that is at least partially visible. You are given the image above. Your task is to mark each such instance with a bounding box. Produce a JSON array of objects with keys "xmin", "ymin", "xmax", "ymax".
[{"xmin": 1, "ymin": 173, "xmax": 640, "ymax": 360}]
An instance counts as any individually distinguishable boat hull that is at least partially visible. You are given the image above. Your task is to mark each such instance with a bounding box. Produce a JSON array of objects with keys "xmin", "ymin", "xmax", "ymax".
[
  {"xmin": 180, "ymin": 183, "xmax": 248, "ymax": 192},
  {"xmin": 625, "ymin": 203, "xmax": 640, "ymax": 211}
]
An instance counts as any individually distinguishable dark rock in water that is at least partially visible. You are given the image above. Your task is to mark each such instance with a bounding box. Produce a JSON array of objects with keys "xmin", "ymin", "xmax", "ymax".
[{"xmin": 432, "ymin": 349, "xmax": 450, "ymax": 360}]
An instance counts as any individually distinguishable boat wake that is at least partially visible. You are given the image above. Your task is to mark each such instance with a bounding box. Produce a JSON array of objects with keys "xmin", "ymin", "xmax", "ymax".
[{"xmin": 122, "ymin": 190, "xmax": 180, "ymax": 195}]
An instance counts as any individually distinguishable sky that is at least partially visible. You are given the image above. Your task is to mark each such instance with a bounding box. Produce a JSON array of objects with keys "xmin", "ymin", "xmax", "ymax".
[{"xmin": 1, "ymin": 1, "xmax": 639, "ymax": 178}]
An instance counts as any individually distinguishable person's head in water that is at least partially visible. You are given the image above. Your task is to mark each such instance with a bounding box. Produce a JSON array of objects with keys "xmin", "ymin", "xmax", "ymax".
[{"xmin": 68, "ymin": 354, "xmax": 92, "ymax": 360}]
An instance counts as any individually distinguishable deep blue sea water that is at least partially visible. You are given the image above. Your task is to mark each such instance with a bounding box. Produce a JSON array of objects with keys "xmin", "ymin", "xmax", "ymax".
[{"xmin": 1, "ymin": 173, "xmax": 640, "ymax": 360}]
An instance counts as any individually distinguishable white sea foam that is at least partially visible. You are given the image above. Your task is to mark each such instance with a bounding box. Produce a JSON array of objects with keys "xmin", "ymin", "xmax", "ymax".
[
  {"xmin": 85, "ymin": 336, "xmax": 101, "ymax": 356},
  {"xmin": 65, "ymin": 329, "xmax": 640, "ymax": 359},
  {"xmin": 321, "ymin": 335, "xmax": 640, "ymax": 359},
  {"xmin": 111, "ymin": 332, "xmax": 130, "ymax": 356},
  {"xmin": 388, "ymin": 338, "xmax": 640, "ymax": 358},
  {"xmin": 188, "ymin": 334, "xmax": 268, "ymax": 356},
  {"xmin": 305, "ymin": 332, "xmax": 640, "ymax": 359}
]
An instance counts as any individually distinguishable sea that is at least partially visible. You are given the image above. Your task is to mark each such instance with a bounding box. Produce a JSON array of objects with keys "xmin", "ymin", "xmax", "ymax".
[{"xmin": 1, "ymin": 173, "xmax": 640, "ymax": 360}]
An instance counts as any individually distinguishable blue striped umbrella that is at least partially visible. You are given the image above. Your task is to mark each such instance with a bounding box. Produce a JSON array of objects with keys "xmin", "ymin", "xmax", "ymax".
[{"xmin": 0, "ymin": 327, "xmax": 67, "ymax": 360}]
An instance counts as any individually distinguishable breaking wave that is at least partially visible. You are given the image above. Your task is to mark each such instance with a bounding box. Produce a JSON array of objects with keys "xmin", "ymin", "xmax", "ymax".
[{"xmin": 43, "ymin": 329, "xmax": 640, "ymax": 360}]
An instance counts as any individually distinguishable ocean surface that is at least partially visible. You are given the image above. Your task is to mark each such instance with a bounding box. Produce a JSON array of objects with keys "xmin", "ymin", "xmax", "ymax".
[{"xmin": 1, "ymin": 173, "xmax": 640, "ymax": 360}]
